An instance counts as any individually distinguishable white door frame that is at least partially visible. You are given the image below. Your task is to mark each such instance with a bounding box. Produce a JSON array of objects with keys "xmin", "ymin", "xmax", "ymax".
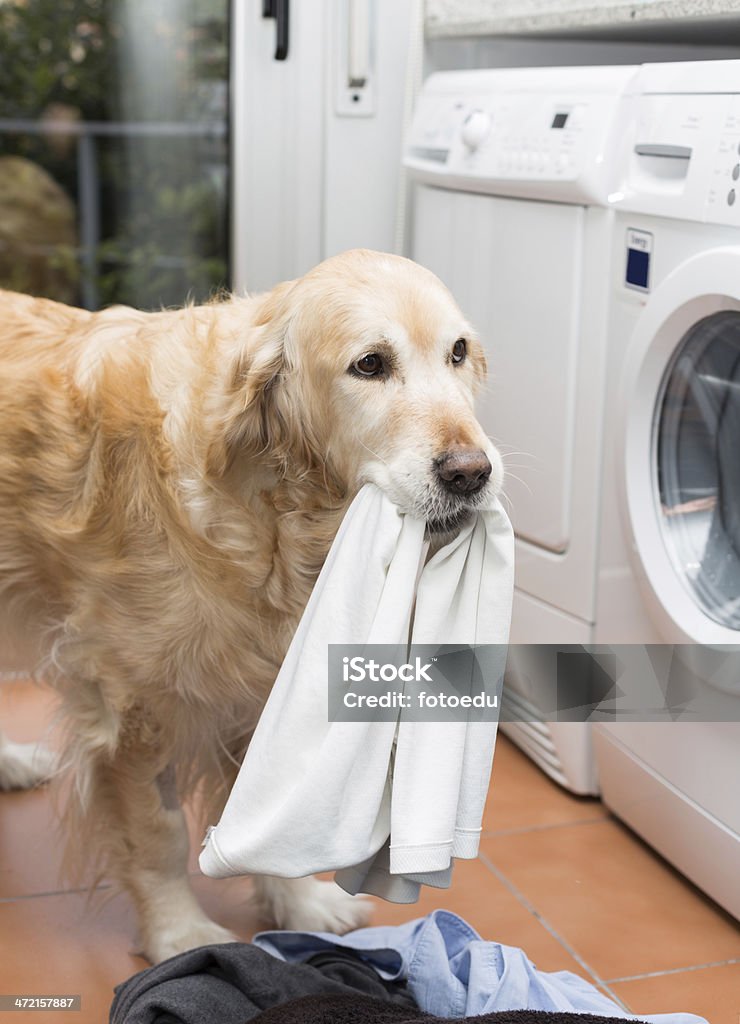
[{"xmin": 231, "ymin": 0, "xmax": 327, "ymax": 293}]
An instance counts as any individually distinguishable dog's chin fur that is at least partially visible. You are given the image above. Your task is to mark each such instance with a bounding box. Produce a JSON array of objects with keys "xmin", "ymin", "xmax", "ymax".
[
  {"xmin": 0, "ymin": 248, "xmax": 498, "ymax": 963},
  {"xmin": 426, "ymin": 505, "xmax": 476, "ymax": 537}
]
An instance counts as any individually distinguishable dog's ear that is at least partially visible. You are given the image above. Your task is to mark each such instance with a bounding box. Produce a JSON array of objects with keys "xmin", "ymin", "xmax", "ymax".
[
  {"xmin": 206, "ymin": 279, "xmax": 322, "ymax": 480},
  {"xmin": 470, "ymin": 343, "xmax": 487, "ymax": 387}
]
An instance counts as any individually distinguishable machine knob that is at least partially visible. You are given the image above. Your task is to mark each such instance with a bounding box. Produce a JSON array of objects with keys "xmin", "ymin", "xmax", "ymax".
[{"xmin": 461, "ymin": 109, "xmax": 492, "ymax": 150}]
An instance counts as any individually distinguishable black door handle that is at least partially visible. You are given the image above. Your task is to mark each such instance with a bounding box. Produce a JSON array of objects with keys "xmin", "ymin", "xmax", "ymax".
[{"xmin": 262, "ymin": 0, "xmax": 289, "ymax": 60}]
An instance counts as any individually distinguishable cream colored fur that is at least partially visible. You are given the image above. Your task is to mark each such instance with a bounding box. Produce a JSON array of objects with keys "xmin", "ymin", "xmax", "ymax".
[{"xmin": 0, "ymin": 249, "xmax": 500, "ymax": 962}]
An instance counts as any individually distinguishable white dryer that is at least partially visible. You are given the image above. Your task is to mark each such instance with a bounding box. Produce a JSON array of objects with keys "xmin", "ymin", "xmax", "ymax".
[
  {"xmin": 405, "ymin": 65, "xmax": 637, "ymax": 793},
  {"xmin": 594, "ymin": 59, "xmax": 740, "ymax": 920}
]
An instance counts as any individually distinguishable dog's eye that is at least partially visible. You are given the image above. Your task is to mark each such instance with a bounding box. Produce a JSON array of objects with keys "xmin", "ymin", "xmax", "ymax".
[
  {"xmin": 451, "ymin": 339, "xmax": 467, "ymax": 365},
  {"xmin": 351, "ymin": 353, "xmax": 384, "ymax": 378}
]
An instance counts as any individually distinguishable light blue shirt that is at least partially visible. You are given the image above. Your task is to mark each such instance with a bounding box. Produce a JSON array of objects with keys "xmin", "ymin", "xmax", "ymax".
[{"xmin": 253, "ymin": 909, "xmax": 706, "ymax": 1023}]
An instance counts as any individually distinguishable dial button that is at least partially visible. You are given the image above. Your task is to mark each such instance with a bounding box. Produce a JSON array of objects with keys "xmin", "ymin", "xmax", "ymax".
[{"xmin": 461, "ymin": 109, "xmax": 492, "ymax": 150}]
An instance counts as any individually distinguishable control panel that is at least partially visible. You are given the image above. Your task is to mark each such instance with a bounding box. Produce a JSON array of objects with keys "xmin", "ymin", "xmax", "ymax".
[
  {"xmin": 617, "ymin": 62, "xmax": 740, "ymax": 226},
  {"xmin": 404, "ymin": 66, "xmax": 639, "ymax": 205},
  {"xmin": 708, "ymin": 94, "xmax": 740, "ymax": 224}
]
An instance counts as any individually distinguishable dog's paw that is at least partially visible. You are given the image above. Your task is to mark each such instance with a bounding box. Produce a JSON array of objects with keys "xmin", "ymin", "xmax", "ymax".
[
  {"xmin": 0, "ymin": 739, "xmax": 57, "ymax": 791},
  {"xmin": 144, "ymin": 917, "xmax": 237, "ymax": 964},
  {"xmin": 255, "ymin": 875, "xmax": 373, "ymax": 935},
  {"xmin": 286, "ymin": 881, "xmax": 373, "ymax": 935}
]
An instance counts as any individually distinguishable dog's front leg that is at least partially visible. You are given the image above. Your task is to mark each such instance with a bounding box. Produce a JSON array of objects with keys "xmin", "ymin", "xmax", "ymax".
[{"xmin": 92, "ymin": 737, "xmax": 236, "ymax": 963}]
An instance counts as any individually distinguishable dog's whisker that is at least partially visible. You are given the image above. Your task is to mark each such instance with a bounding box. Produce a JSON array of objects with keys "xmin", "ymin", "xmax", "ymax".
[
  {"xmin": 499, "ymin": 490, "xmax": 516, "ymax": 514},
  {"xmin": 357, "ymin": 438, "xmax": 390, "ymax": 468},
  {"xmin": 501, "ymin": 471, "xmax": 534, "ymax": 497}
]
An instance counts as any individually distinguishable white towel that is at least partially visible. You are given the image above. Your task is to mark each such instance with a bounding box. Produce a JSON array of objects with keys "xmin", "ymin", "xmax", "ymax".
[{"xmin": 199, "ymin": 483, "xmax": 514, "ymax": 901}]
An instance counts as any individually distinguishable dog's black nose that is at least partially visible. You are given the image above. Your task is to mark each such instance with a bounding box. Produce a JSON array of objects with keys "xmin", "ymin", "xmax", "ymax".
[{"xmin": 435, "ymin": 449, "xmax": 492, "ymax": 495}]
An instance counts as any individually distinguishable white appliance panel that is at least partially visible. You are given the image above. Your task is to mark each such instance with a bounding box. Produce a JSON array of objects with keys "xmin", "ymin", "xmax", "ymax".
[
  {"xmin": 594, "ymin": 727, "xmax": 740, "ymax": 920},
  {"xmin": 502, "ymin": 590, "xmax": 598, "ymax": 796},
  {"xmin": 413, "ymin": 184, "xmax": 583, "ymax": 554},
  {"xmin": 597, "ymin": 723, "xmax": 740, "ymax": 831},
  {"xmin": 405, "ymin": 65, "xmax": 638, "ymax": 204}
]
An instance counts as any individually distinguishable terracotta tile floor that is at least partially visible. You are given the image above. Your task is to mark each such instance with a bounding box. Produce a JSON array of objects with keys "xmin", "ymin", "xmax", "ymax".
[{"xmin": 1, "ymin": 677, "xmax": 738, "ymax": 1023}]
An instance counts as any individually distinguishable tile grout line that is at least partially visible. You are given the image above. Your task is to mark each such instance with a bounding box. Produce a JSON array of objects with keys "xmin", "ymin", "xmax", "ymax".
[
  {"xmin": 0, "ymin": 864, "xmax": 246, "ymax": 905},
  {"xmin": 0, "ymin": 882, "xmax": 111, "ymax": 904},
  {"xmin": 477, "ymin": 850, "xmax": 632, "ymax": 1014},
  {"xmin": 481, "ymin": 815, "xmax": 610, "ymax": 839},
  {"xmin": 605, "ymin": 958, "xmax": 740, "ymax": 984},
  {"xmin": 0, "ymin": 871, "xmax": 251, "ymax": 904}
]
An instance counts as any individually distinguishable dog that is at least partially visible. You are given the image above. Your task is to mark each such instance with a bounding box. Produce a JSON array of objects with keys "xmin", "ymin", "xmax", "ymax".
[{"xmin": 0, "ymin": 248, "xmax": 503, "ymax": 962}]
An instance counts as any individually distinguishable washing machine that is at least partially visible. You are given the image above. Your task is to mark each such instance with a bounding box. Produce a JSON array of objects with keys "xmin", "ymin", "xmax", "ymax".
[
  {"xmin": 593, "ymin": 59, "xmax": 740, "ymax": 920},
  {"xmin": 405, "ymin": 65, "xmax": 638, "ymax": 793}
]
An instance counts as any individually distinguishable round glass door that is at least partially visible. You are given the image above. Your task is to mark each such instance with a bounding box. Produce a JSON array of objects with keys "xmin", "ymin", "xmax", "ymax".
[{"xmin": 655, "ymin": 311, "xmax": 740, "ymax": 629}]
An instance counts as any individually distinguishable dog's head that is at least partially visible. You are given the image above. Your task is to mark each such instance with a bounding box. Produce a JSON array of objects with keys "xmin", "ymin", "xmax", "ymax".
[{"xmin": 217, "ymin": 249, "xmax": 501, "ymax": 533}]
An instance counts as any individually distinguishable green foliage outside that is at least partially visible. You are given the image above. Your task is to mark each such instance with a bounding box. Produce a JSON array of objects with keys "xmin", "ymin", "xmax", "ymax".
[{"xmin": 0, "ymin": 0, "xmax": 230, "ymax": 309}]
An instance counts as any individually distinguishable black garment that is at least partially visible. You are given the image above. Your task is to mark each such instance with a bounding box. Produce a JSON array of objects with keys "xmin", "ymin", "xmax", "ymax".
[
  {"xmin": 110, "ymin": 943, "xmax": 413, "ymax": 1024},
  {"xmin": 301, "ymin": 950, "xmax": 410, "ymax": 999},
  {"xmin": 250, "ymin": 993, "xmax": 649, "ymax": 1024}
]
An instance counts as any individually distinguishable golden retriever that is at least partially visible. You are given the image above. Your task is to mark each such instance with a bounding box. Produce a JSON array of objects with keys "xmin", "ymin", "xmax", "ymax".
[{"xmin": 0, "ymin": 248, "xmax": 502, "ymax": 962}]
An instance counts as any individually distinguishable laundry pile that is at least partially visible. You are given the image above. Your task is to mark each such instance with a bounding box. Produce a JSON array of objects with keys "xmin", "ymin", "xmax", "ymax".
[
  {"xmin": 110, "ymin": 910, "xmax": 708, "ymax": 1024},
  {"xmin": 200, "ymin": 484, "xmax": 515, "ymax": 902}
]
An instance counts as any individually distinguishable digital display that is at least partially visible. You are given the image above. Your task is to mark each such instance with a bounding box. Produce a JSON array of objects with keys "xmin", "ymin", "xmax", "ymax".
[{"xmin": 551, "ymin": 112, "xmax": 569, "ymax": 129}]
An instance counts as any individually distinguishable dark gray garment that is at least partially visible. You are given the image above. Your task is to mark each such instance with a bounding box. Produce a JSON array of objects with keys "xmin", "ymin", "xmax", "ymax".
[{"xmin": 110, "ymin": 943, "xmax": 414, "ymax": 1024}]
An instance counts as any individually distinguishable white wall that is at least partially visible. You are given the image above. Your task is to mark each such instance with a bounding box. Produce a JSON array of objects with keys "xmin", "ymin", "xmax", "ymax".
[
  {"xmin": 322, "ymin": 0, "xmax": 418, "ymax": 259},
  {"xmin": 424, "ymin": 34, "xmax": 740, "ymax": 74}
]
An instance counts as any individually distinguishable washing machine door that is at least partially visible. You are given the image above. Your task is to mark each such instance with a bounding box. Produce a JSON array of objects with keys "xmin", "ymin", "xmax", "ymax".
[{"xmin": 621, "ymin": 247, "xmax": 740, "ymax": 647}]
